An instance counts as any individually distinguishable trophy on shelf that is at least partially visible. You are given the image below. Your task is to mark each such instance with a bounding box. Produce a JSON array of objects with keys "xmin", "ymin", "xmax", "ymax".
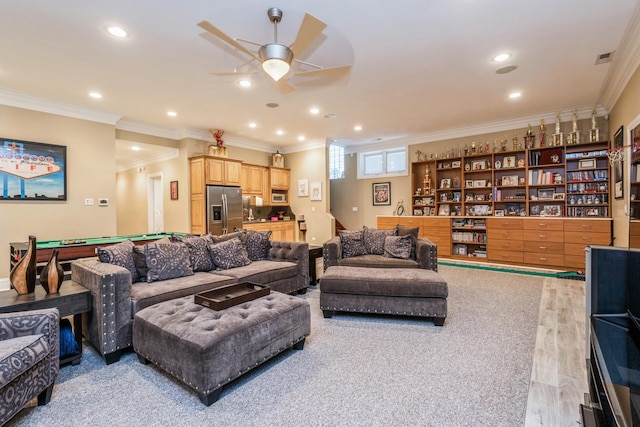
[
  {"xmin": 539, "ymin": 119, "xmax": 546, "ymax": 147},
  {"xmin": 512, "ymin": 132, "xmax": 519, "ymax": 151},
  {"xmin": 423, "ymin": 169, "xmax": 432, "ymax": 195},
  {"xmin": 589, "ymin": 107, "xmax": 600, "ymax": 142},
  {"xmin": 524, "ymin": 124, "xmax": 535, "ymax": 149},
  {"xmin": 567, "ymin": 110, "xmax": 580, "ymax": 145},
  {"xmin": 552, "ymin": 112, "xmax": 564, "ymax": 146}
]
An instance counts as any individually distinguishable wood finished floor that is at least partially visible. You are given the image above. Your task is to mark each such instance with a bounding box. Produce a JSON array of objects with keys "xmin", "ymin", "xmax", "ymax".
[{"xmin": 524, "ymin": 276, "xmax": 588, "ymax": 426}]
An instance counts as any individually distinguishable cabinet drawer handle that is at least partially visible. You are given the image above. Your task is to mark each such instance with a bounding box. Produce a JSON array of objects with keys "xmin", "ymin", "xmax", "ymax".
[
  {"xmin": 539, "ymin": 257, "xmax": 547, "ymax": 261},
  {"xmin": 538, "ymin": 223, "xmax": 546, "ymax": 228},
  {"xmin": 539, "ymin": 235, "xmax": 546, "ymax": 239},
  {"xmin": 539, "ymin": 246, "xmax": 547, "ymax": 250},
  {"xmin": 582, "ymin": 237, "xmax": 591, "ymax": 241},
  {"xmin": 581, "ymin": 224, "xmax": 590, "ymax": 229}
]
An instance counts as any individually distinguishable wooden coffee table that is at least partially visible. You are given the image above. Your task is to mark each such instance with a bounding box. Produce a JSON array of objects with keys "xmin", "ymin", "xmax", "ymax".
[{"xmin": 0, "ymin": 280, "xmax": 91, "ymax": 366}]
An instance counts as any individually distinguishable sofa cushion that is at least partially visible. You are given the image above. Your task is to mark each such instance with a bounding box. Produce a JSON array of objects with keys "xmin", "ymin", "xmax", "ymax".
[
  {"xmin": 363, "ymin": 226, "xmax": 396, "ymax": 255},
  {"xmin": 132, "ymin": 237, "xmax": 172, "ymax": 282},
  {"xmin": 208, "ymin": 237, "xmax": 252, "ymax": 270},
  {"xmin": 145, "ymin": 242, "xmax": 194, "ymax": 283},
  {"xmin": 174, "ymin": 235, "xmax": 214, "ymax": 272},
  {"xmin": 213, "ymin": 260, "xmax": 298, "ymax": 284},
  {"xmin": 207, "ymin": 230, "xmax": 247, "ymax": 245},
  {"xmin": 245, "ymin": 230, "xmax": 272, "ymax": 261},
  {"xmin": 383, "ymin": 235, "xmax": 412, "ymax": 259},
  {"xmin": 0, "ymin": 334, "xmax": 49, "ymax": 384},
  {"xmin": 396, "ymin": 225, "xmax": 419, "ymax": 259},
  {"xmin": 339, "ymin": 254, "xmax": 419, "ymax": 269},
  {"xmin": 339, "ymin": 230, "xmax": 367, "ymax": 258},
  {"xmin": 97, "ymin": 239, "xmax": 138, "ymax": 282},
  {"xmin": 129, "ymin": 272, "xmax": 235, "ymax": 315}
]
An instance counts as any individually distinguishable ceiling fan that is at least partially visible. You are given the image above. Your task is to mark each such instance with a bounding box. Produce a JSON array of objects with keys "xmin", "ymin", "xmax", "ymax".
[{"xmin": 197, "ymin": 7, "xmax": 352, "ymax": 92}]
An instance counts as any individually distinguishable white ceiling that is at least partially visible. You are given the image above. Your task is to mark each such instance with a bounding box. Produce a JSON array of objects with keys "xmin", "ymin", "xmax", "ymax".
[{"xmin": 1, "ymin": 1, "xmax": 640, "ymax": 171}]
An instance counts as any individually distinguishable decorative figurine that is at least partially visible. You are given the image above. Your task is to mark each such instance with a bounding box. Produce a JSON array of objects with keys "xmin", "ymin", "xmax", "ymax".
[
  {"xmin": 552, "ymin": 112, "xmax": 564, "ymax": 146},
  {"xmin": 568, "ymin": 109, "xmax": 580, "ymax": 145},
  {"xmin": 512, "ymin": 131, "xmax": 518, "ymax": 151},
  {"xmin": 589, "ymin": 107, "xmax": 600, "ymax": 142},
  {"xmin": 539, "ymin": 119, "xmax": 546, "ymax": 147},
  {"xmin": 524, "ymin": 124, "xmax": 535, "ymax": 149}
]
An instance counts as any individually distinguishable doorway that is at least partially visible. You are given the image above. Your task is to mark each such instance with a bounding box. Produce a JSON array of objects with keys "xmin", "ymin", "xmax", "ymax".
[{"xmin": 147, "ymin": 173, "xmax": 164, "ymax": 233}]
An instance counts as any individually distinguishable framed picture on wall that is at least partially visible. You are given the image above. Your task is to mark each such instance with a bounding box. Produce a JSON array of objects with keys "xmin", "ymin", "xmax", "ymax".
[
  {"xmin": 0, "ymin": 137, "xmax": 67, "ymax": 201},
  {"xmin": 372, "ymin": 182, "xmax": 391, "ymax": 205},
  {"xmin": 310, "ymin": 182, "xmax": 322, "ymax": 201},
  {"xmin": 170, "ymin": 181, "xmax": 179, "ymax": 200}
]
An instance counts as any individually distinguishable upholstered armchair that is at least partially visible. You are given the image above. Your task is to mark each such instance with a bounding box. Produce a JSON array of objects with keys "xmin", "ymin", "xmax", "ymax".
[{"xmin": 0, "ymin": 308, "xmax": 60, "ymax": 425}]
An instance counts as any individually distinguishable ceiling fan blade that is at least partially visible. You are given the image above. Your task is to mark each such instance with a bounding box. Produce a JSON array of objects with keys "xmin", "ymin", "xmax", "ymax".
[
  {"xmin": 294, "ymin": 65, "xmax": 352, "ymax": 79},
  {"xmin": 290, "ymin": 13, "xmax": 327, "ymax": 57},
  {"xmin": 276, "ymin": 79, "xmax": 296, "ymax": 94},
  {"xmin": 197, "ymin": 20, "xmax": 261, "ymax": 62}
]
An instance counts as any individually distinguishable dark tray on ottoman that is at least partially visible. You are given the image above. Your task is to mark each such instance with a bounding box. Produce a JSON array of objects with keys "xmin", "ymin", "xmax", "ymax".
[{"xmin": 195, "ymin": 282, "xmax": 270, "ymax": 310}]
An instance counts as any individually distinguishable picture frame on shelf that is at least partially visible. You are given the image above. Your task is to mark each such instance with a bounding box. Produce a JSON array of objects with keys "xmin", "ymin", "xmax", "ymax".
[
  {"xmin": 472, "ymin": 160, "xmax": 486, "ymax": 170},
  {"xmin": 506, "ymin": 203, "xmax": 519, "ymax": 215},
  {"xmin": 501, "ymin": 175, "xmax": 518, "ymax": 186},
  {"xmin": 503, "ymin": 156, "xmax": 516, "ymax": 168},
  {"xmin": 438, "ymin": 204, "xmax": 450, "ymax": 216},
  {"xmin": 537, "ymin": 188, "xmax": 555, "ymax": 200},
  {"xmin": 553, "ymin": 193, "xmax": 565, "ymax": 200},
  {"xmin": 473, "ymin": 179, "xmax": 486, "ymax": 188},
  {"xmin": 530, "ymin": 205, "xmax": 541, "ymax": 216},
  {"xmin": 440, "ymin": 178, "xmax": 451, "ymax": 189},
  {"xmin": 541, "ymin": 205, "xmax": 562, "ymax": 216},
  {"xmin": 614, "ymin": 125, "xmax": 624, "ymax": 199},
  {"xmin": 451, "ymin": 160, "xmax": 461, "ymax": 168},
  {"xmin": 579, "ymin": 159, "xmax": 596, "ymax": 170},
  {"xmin": 465, "ymin": 179, "xmax": 474, "ymax": 188},
  {"xmin": 494, "ymin": 210, "xmax": 505, "ymax": 217}
]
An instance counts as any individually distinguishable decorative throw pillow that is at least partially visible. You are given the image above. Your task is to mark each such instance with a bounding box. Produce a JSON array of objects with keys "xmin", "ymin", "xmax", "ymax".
[
  {"xmin": 245, "ymin": 230, "xmax": 272, "ymax": 261},
  {"xmin": 339, "ymin": 230, "xmax": 368, "ymax": 258},
  {"xmin": 363, "ymin": 226, "xmax": 396, "ymax": 255},
  {"xmin": 132, "ymin": 237, "xmax": 172, "ymax": 282},
  {"xmin": 396, "ymin": 224, "xmax": 419, "ymax": 259},
  {"xmin": 383, "ymin": 235, "xmax": 412, "ymax": 259},
  {"xmin": 174, "ymin": 235, "xmax": 214, "ymax": 272},
  {"xmin": 209, "ymin": 230, "xmax": 247, "ymax": 245},
  {"xmin": 207, "ymin": 237, "xmax": 252, "ymax": 270},
  {"xmin": 145, "ymin": 242, "xmax": 194, "ymax": 283},
  {"xmin": 96, "ymin": 240, "xmax": 138, "ymax": 282}
]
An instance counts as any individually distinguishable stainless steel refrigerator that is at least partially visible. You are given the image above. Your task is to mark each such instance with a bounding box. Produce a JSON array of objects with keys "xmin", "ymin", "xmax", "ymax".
[{"xmin": 206, "ymin": 185, "xmax": 243, "ymax": 235}]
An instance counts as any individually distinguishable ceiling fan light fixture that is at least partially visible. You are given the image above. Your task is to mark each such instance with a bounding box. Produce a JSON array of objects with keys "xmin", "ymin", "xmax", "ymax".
[{"xmin": 259, "ymin": 43, "xmax": 293, "ymax": 81}]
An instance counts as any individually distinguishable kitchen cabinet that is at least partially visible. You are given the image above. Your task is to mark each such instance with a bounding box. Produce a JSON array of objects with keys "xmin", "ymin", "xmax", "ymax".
[{"xmin": 243, "ymin": 221, "xmax": 295, "ymax": 241}]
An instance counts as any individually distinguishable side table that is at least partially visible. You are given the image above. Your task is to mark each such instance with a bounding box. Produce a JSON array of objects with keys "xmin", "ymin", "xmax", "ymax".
[
  {"xmin": 0, "ymin": 280, "xmax": 91, "ymax": 366},
  {"xmin": 308, "ymin": 244, "xmax": 323, "ymax": 285}
]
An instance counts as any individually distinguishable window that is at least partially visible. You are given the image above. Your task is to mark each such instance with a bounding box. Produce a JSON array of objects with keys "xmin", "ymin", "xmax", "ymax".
[
  {"xmin": 357, "ymin": 147, "xmax": 407, "ymax": 179},
  {"xmin": 329, "ymin": 144, "xmax": 345, "ymax": 179}
]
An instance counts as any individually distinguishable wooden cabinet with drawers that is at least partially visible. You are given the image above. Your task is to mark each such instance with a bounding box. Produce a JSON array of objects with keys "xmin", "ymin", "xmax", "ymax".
[
  {"xmin": 243, "ymin": 221, "xmax": 295, "ymax": 242},
  {"xmin": 631, "ymin": 221, "xmax": 640, "ymax": 249},
  {"xmin": 487, "ymin": 218, "xmax": 524, "ymax": 264},
  {"xmin": 522, "ymin": 218, "xmax": 565, "ymax": 267},
  {"xmin": 564, "ymin": 219, "xmax": 612, "ymax": 269},
  {"xmin": 422, "ymin": 217, "xmax": 452, "ymax": 256}
]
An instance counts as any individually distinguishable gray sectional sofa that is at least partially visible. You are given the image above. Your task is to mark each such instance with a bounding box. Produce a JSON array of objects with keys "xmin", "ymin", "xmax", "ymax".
[{"xmin": 70, "ymin": 231, "xmax": 309, "ymax": 364}]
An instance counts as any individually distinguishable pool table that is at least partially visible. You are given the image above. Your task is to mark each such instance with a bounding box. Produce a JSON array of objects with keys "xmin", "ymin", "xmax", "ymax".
[{"xmin": 10, "ymin": 232, "xmax": 188, "ymax": 274}]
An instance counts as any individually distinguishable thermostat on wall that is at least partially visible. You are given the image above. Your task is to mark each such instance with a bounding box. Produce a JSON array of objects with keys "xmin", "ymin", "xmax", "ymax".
[{"xmin": 98, "ymin": 198, "xmax": 109, "ymax": 207}]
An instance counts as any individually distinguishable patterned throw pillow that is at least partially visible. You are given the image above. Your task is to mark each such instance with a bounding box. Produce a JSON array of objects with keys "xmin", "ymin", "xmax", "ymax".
[
  {"xmin": 132, "ymin": 237, "xmax": 172, "ymax": 282},
  {"xmin": 96, "ymin": 240, "xmax": 138, "ymax": 282},
  {"xmin": 144, "ymin": 242, "xmax": 194, "ymax": 283},
  {"xmin": 396, "ymin": 224, "xmax": 419, "ymax": 259},
  {"xmin": 207, "ymin": 237, "xmax": 252, "ymax": 270},
  {"xmin": 174, "ymin": 235, "xmax": 214, "ymax": 272},
  {"xmin": 339, "ymin": 230, "xmax": 368, "ymax": 258},
  {"xmin": 208, "ymin": 230, "xmax": 247, "ymax": 245},
  {"xmin": 245, "ymin": 230, "xmax": 272, "ymax": 261},
  {"xmin": 383, "ymin": 235, "xmax": 412, "ymax": 259},
  {"xmin": 363, "ymin": 226, "xmax": 396, "ymax": 255}
]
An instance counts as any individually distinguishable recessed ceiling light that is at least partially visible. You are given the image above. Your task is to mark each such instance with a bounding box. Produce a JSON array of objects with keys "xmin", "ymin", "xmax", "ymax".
[
  {"xmin": 167, "ymin": 111, "xmax": 177, "ymax": 117},
  {"xmin": 237, "ymin": 79, "xmax": 253, "ymax": 88},
  {"xmin": 276, "ymin": 129, "xmax": 284, "ymax": 136},
  {"xmin": 493, "ymin": 53, "xmax": 511, "ymax": 62},
  {"xmin": 107, "ymin": 26, "xmax": 128, "ymax": 38},
  {"xmin": 354, "ymin": 125, "xmax": 362, "ymax": 131},
  {"xmin": 298, "ymin": 135, "xmax": 305, "ymax": 142},
  {"xmin": 509, "ymin": 91, "xmax": 522, "ymax": 99},
  {"xmin": 89, "ymin": 92, "xmax": 102, "ymax": 99},
  {"xmin": 249, "ymin": 122, "xmax": 257, "ymax": 128},
  {"xmin": 310, "ymin": 107, "xmax": 320, "ymax": 115},
  {"xmin": 131, "ymin": 146, "xmax": 141, "ymax": 151}
]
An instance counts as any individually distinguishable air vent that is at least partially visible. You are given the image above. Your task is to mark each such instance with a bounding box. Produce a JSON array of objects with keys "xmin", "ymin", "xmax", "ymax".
[{"xmin": 595, "ymin": 51, "xmax": 615, "ymax": 65}]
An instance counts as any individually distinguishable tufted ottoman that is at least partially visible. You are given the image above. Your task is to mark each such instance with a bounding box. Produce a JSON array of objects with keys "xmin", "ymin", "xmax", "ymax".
[
  {"xmin": 132, "ymin": 292, "xmax": 310, "ymax": 405},
  {"xmin": 320, "ymin": 266, "xmax": 448, "ymax": 325}
]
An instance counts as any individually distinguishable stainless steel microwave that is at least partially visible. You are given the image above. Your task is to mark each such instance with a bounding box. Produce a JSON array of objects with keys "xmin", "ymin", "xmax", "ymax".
[{"xmin": 271, "ymin": 193, "xmax": 287, "ymax": 203}]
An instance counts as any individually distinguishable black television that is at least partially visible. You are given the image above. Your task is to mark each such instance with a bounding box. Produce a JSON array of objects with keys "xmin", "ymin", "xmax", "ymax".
[{"xmin": 628, "ymin": 249, "xmax": 640, "ymax": 334}]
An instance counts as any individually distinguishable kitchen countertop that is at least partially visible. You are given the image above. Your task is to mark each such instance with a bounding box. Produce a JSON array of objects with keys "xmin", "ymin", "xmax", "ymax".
[{"xmin": 243, "ymin": 219, "xmax": 295, "ymax": 224}]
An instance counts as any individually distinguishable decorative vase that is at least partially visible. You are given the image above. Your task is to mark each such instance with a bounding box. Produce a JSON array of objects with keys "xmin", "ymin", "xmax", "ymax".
[
  {"xmin": 9, "ymin": 235, "xmax": 37, "ymax": 294},
  {"xmin": 208, "ymin": 145, "xmax": 228, "ymax": 157},
  {"xmin": 40, "ymin": 249, "xmax": 64, "ymax": 294}
]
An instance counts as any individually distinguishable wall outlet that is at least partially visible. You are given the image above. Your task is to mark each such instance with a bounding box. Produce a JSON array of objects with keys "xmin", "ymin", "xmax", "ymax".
[
  {"xmin": 84, "ymin": 198, "xmax": 94, "ymax": 206},
  {"xmin": 311, "ymin": 206, "xmax": 315, "ymax": 212}
]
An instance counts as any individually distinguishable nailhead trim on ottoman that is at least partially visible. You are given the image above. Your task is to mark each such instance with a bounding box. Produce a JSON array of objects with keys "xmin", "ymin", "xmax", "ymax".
[{"xmin": 133, "ymin": 292, "xmax": 310, "ymax": 405}]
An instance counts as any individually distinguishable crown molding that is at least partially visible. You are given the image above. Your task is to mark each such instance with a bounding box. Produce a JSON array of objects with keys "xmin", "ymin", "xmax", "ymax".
[
  {"xmin": 344, "ymin": 105, "xmax": 606, "ymax": 154},
  {"xmin": 0, "ymin": 88, "xmax": 122, "ymax": 124},
  {"xmin": 598, "ymin": 2, "xmax": 640, "ymax": 110},
  {"xmin": 116, "ymin": 148, "xmax": 180, "ymax": 173}
]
